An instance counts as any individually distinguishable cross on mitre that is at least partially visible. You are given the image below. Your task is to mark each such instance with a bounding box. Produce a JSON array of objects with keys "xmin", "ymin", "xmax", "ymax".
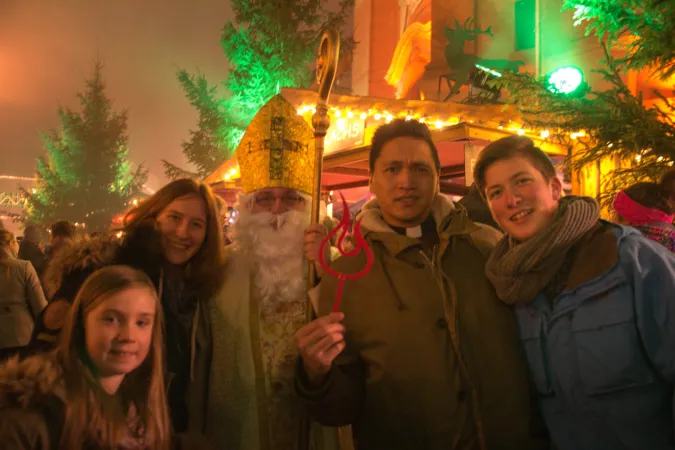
[{"xmin": 269, "ymin": 115, "xmax": 308, "ymax": 180}]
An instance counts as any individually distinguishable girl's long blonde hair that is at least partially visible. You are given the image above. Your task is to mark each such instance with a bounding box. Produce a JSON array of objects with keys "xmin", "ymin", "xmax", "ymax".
[{"xmin": 56, "ymin": 265, "xmax": 171, "ymax": 450}]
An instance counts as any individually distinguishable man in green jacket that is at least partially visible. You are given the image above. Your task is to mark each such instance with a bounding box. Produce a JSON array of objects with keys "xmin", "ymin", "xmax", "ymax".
[{"xmin": 296, "ymin": 119, "xmax": 547, "ymax": 450}]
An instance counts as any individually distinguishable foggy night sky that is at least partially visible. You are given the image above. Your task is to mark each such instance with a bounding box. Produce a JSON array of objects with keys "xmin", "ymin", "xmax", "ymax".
[{"xmin": 0, "ymin": 0, "xmax": 234, "ymax": 190}]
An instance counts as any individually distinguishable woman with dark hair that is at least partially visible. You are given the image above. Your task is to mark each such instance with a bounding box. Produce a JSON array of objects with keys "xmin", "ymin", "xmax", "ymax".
[
  {"xmin": 28, "ymin": 178, "xmax": 225, "ymax": 436},
  {"xmin": 612, "ymin": 180, "xmax": 675, "ymax": 252},
  {"xmin": 0, "ymin": 265, "xmax": 172, "ymax": 449},
  {"xmin": 18, "ymin": 225, "xmax": 46, "ymax": 275}
]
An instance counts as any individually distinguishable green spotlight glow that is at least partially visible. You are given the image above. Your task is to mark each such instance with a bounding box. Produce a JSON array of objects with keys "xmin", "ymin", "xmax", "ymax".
[{"xmin": 547, "ymin": 66, "xmax": 584, "ymax": 94}]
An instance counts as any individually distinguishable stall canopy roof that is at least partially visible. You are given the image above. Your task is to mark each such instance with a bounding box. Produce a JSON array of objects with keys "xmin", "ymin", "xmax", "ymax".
[{"xmin": 205, "ymin": 88, "xmax": 570, "ymax": 200}]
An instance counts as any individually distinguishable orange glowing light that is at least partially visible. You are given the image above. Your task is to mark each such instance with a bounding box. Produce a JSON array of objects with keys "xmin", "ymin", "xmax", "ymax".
[{"xmin": 384, "ymin": 21, "xmax": 431, "ymax": 99}]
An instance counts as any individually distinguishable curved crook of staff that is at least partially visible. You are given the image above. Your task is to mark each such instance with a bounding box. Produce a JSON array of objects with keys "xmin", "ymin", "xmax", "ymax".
[{"xmin": 307, "ymin": 29, "xmax": 340, "ymax": 321}]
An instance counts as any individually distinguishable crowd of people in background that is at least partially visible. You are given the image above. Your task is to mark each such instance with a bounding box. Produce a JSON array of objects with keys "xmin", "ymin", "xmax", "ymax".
[{"xmin": 0, "ymin": 117, "xmax": 673, "ymax": 450}]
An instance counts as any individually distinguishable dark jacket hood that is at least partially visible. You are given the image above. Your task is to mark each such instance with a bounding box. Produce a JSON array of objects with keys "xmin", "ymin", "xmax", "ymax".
[
  {"xmin": 42, "ymin": 222, "xmax": 163, "ymax": 301},
  {"xmin": 42, "ymin": 234, "xmax": 120, "ymax": 300}
]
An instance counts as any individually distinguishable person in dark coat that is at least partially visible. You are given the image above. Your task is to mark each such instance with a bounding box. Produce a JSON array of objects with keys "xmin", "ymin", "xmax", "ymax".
[
  {"xmin": 43, "ymin": 220, "xmax": 76, "ymax": 265},
  {"xmin": 660, "ymin": 168, "xmax": 675, "ymax": 215},
  {"xmin": 458, "ymin": 182, "xmax": 501, "ymax": 231},
  {"xmin": 18, "ymin": 225, "xmax": 46, "ymax": 276}
]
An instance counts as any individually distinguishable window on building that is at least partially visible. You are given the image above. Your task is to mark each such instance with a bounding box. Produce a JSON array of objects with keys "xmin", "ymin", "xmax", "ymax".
[{"xmin": 515, "ymin": 0, "xmax": 535, "ymax": 51}]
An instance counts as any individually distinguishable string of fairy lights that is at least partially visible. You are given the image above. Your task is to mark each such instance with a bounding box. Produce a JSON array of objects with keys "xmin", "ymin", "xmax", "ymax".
[
  {"xmin": 294, "ymin": 105, "xmax": 675, "ymax": 168},
  {"xmin": 294, "ymin": 104, "xmax": 590, "ymax": 142},
  {"xmin": 0, "ymin": 175, "xmax": 37, "ymax": 181},
  {"xmin": 217, "ymin": 104, "xmax": 670, "ymax": 184}
]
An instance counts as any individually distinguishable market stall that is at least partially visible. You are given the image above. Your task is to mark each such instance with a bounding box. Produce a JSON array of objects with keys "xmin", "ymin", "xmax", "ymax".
[{"xmin": 205, "ymin": 87, "xmax": 572, "ymax": 207}]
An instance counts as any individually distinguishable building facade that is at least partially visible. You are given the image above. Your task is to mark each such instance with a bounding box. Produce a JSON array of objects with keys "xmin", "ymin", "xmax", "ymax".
[{"xmin": 351, "ymin": 0, "xmax": 670, "ymax": 102}]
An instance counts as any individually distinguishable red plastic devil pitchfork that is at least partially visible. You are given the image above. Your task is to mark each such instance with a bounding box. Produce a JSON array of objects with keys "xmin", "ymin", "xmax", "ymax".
[{"xmin": 318, "ymin": 192, "xmax": 374, "ymax": 312}]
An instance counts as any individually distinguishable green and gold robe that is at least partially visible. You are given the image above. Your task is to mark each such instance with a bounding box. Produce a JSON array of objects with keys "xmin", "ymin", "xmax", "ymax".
[{"xmin": 205, "ymin": 249, "xmax": 343, "ymax": 450}]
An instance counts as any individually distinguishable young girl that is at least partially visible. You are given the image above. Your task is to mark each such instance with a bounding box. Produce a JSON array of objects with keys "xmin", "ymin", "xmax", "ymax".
[{"xmin": 0, "ymin": 265, "xmax": 171, "ymax": 449}]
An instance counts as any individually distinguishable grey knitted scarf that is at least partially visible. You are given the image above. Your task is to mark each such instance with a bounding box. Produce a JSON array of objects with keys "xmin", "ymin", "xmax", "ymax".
[{"xmin": 485, "ymin": 196, "xmax": 600, "ymax": 304}]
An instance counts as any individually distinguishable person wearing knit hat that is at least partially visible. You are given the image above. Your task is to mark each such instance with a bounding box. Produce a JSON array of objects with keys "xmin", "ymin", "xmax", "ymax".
[{"xmin": 613, "ymin": 181, "xmax": 675, "ymax": 252}]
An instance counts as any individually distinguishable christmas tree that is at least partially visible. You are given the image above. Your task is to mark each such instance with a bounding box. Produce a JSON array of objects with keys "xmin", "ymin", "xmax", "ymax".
[
  {"xmin": 163, "ymin": 0, "xmax": 355, "ymax": 179},
  {"xmin": 497, "ymin": 0, "xmax": 675, "ymax": 205},
  {"xmin": 24, "ymin": 62, "xmax": 147, "ymax": 231}
]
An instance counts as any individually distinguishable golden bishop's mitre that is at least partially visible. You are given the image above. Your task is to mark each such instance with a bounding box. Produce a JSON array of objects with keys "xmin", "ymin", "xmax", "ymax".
[{"xmin": 236, "ymin": 94, "xmax": 315, "ymax": 194}]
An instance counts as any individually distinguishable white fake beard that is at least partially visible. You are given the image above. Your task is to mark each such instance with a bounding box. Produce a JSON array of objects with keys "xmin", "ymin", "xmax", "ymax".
[{"xmin": 231, "ymin": 204, "xmax": 310, "ymax": 307}]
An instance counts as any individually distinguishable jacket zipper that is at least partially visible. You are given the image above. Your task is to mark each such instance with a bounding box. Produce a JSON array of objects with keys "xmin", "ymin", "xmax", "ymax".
[{"xmin": 419, "ymin": 245, "xmax": 437, "ymax": 271}]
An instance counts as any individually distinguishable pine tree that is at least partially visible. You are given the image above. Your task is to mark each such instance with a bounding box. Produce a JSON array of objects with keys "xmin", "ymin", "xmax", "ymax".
[
  {"xmin": 496, "ymin": 0, "xmax": 675, "ymax": 205},
  {"xmin": 163, "ymin": 0, "xmax": 355, "ymax": 179},
  {"xmin": 566, "ymin": 1, "xmax": 675, "ymax": 78},
  {"xmin": 24, "ymin": 62, "xmax": 147, "ymax": 231}
]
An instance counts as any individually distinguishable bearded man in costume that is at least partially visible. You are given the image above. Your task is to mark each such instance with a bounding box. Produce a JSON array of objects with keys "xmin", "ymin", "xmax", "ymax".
[{"xmin": 204, "ymin": 95, "xmax": 340, "ymax": 450}]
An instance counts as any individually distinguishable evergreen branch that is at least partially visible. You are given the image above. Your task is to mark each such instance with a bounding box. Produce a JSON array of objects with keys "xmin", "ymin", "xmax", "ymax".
[
  {"xmin": 161, "ymin": 160, "xmax": 199, "ymax": 180},
  {"xmin": 495, "ymin": 42, "xmax": 674, "ymax": 208},
  {"xmin": 177, "ymin": 0, "xmax": 355, "ymax": 176},
  {"xmin": 562, "ymin": 0, "xmax": 675, "ymax": 79}
]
